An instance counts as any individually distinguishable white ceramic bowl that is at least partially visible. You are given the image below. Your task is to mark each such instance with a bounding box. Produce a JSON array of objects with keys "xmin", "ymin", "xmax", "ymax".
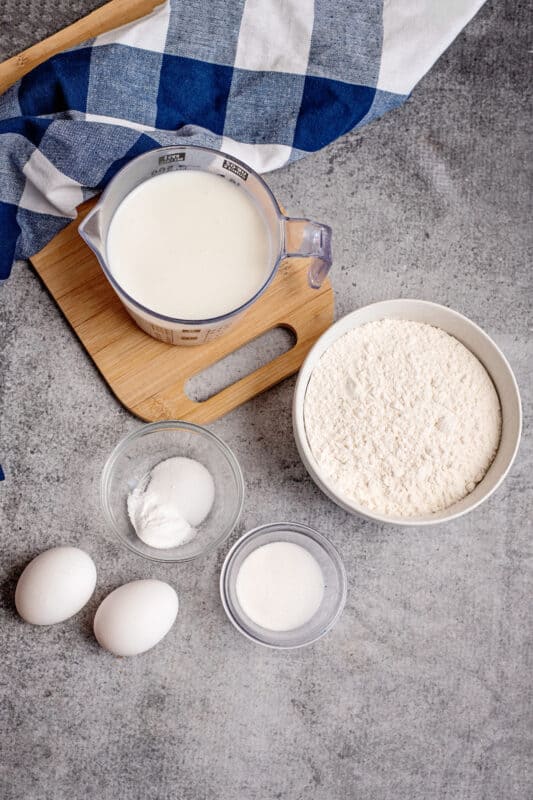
[{"xmin": 293, "ymin": 299, "xmax": 522, "ymax": 526}]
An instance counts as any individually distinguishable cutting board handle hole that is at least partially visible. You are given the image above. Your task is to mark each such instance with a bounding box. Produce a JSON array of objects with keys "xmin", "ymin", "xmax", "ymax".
[{"xmin": 185, "ymin": 326, "xmax": 296, "ymax": 403}]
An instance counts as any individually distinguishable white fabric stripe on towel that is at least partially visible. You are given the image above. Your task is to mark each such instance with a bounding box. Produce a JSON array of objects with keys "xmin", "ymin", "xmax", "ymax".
[
  {"xmin": 220, "ymin": 137, "xmax": 292, "ymax": 173},
  {"xmin": 92, "ymin": 0, "xmax": 171, "ymax": 53},
  {"xmin": 378, "ymin": 0, "xmax": 486, "ymax": 95},
  {"xmin": 19, "ymin": 149, "xmax": 83, "ymax": 217},
  {"xmin": 234, "ymin": 0, "xmax": 315, "ymax": 74}
]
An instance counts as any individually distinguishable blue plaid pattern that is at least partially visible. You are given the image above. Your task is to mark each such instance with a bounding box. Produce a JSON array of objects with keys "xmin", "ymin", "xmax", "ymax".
[{"xmin": 0, "ymin": 0, "xmax": 485, "ymax": 279}]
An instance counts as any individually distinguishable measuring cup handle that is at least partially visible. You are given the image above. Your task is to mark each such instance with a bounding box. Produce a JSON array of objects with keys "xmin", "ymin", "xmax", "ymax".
[{"xmin": 282, "ymin": 217, "xmax": 333, "ymax": 289}]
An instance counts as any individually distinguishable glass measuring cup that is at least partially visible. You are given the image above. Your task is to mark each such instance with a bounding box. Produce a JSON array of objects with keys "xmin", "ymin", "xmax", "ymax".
[{"xmin": 78, "ymin": 145, "xmax": 332, "ymax": 345}]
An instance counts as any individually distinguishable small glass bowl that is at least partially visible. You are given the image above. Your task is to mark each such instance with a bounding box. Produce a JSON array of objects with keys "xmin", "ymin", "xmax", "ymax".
[
  {"xmin": 220, "ymin": 522, "xmax": 347, "ymax": 649},
  {"xmin": 101, "ymin": 421, "xmax": 244, "ymax": 562}
]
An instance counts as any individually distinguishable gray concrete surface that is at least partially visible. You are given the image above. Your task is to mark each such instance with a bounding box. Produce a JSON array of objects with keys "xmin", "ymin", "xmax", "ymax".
[{"xmin": 1, "ymin": 2, "xmax": 532, "ymax": 799}]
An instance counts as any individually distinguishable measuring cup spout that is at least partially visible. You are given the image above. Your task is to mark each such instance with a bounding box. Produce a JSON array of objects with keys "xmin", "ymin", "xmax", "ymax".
[
  {"xmin": 282, "ymin": 217, "xmax": 333, "ymax": 289},
  {"xmin": 78, "ymin": 205, "xmax": 104, "ymax": 260}
]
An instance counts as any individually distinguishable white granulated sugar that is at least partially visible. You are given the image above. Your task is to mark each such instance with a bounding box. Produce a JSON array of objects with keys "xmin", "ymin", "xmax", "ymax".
[{"xmin": 304, "ymin": 319, "xmax": 502, "ymax": 518}]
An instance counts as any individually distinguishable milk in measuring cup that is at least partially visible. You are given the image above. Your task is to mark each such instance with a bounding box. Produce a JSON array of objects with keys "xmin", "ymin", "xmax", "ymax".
[{"xmin": 106, "ymin": 170, "xmax": 272, "ymax": 320}]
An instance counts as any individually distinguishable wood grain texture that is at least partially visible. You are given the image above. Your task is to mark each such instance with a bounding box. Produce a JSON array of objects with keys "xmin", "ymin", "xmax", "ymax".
[
  {"xmin": 0, "ymin": 0, "xmax": 163, "ymax": 93},
  {"xmin": 31, "ymin": 201, "xmax": 334, "ymax": 423}
]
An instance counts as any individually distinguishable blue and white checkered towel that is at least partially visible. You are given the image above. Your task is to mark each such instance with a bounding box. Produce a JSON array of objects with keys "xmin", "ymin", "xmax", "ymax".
[{"xmin": 0, "ymin": 0, "xmax": 485, "ymax": 279}]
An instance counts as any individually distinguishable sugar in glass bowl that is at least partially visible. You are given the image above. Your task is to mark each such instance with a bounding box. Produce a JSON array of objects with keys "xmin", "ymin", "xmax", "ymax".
[
  {"xmin": 101, "ymin": 421, "xmax": 244, "ymax": 562},
  {"xmin": 220, "ymin": 522, "xmax": 347, "ymax": 649}
]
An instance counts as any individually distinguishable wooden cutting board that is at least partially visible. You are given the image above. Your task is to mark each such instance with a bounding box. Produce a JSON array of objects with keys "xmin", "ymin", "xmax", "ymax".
[
  {"xmin": 4, "ymin": 0, "xmax": 335, "ymax": 423},
  {"xmin": 31, "ymin": 201, "xmax": 334, "ymax": 423}
]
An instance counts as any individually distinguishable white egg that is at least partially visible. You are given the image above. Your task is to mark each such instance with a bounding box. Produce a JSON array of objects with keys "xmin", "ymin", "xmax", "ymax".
[
  {"xmin": 15, "ymin": 546, "xmax": 97, "ymax": 625},
  {"xmin": 93, "ymin": 579, "xmax": 178, "ymax": 656}
]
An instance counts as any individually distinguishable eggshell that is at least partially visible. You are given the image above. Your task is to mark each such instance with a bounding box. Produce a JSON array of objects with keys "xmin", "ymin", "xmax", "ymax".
[
  {"xmin": 93, "ymin": 579, "xmax": 178, "ymax": 656},
  {"xmin": 15, "ymin": 546, "xmax": 97, "ymax": 625}
]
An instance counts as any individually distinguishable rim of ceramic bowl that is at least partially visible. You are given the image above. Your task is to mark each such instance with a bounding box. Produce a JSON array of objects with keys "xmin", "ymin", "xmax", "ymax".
[
  {"xmin": 100, "ymin": 420, "xmax": 245, "ymax": 562},
  {"xmin": 219, "ymin": 522, "xmax": 347, "ymax": 649},
  {"xmin": 293, "ymin": 299, "xmax": 522, "ymax": 527}
]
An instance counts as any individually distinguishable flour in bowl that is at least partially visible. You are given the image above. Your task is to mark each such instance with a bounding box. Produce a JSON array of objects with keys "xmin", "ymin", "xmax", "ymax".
[{"xmin": 304, "ymin": 319, "xmax": 502, "ymax": 517}]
